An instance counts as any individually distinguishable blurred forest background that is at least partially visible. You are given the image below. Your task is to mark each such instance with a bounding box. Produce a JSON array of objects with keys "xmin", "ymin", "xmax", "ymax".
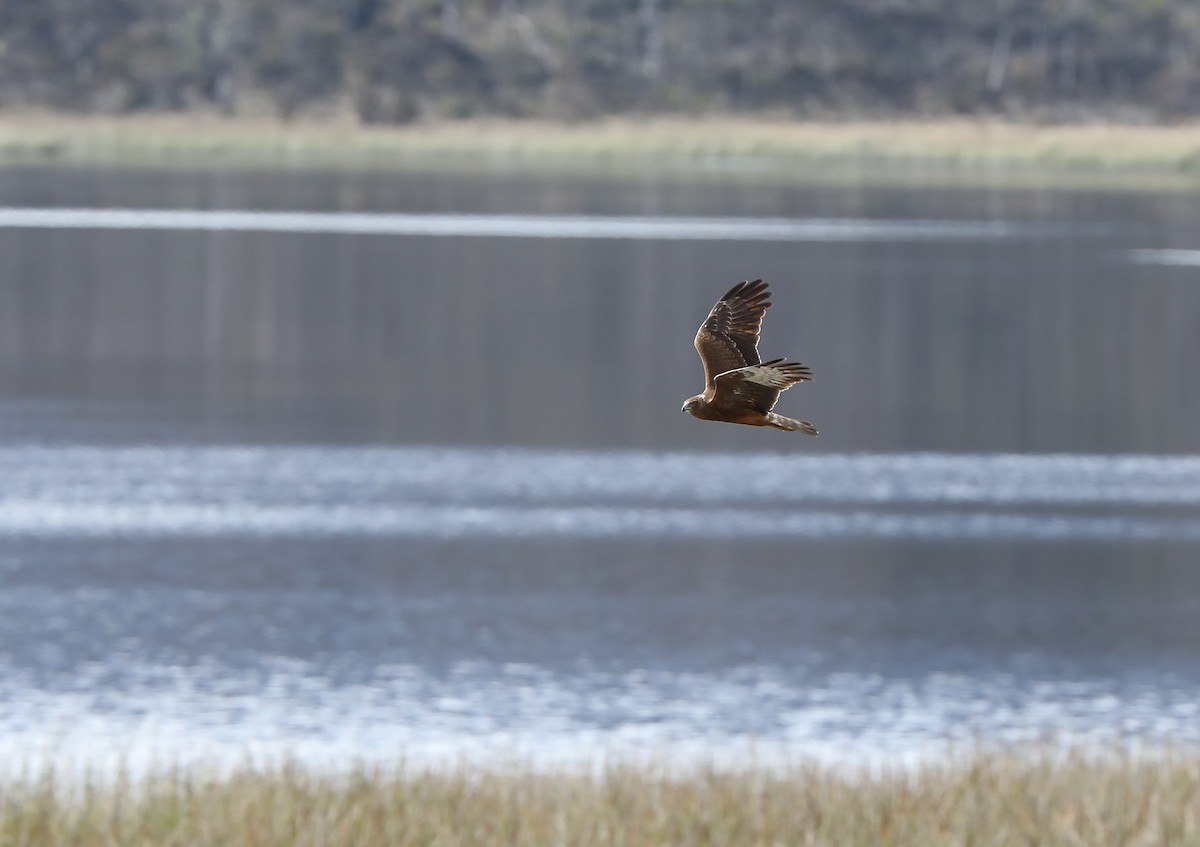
[{"xmin": 1, "ymin": 0, "xmax": 1197, "ymax": 124}]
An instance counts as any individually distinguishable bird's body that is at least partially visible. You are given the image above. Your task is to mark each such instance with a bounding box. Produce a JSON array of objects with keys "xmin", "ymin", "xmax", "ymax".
[{"xmin": 681, "ymin": 279, "xmax": 818, "ymax": 435}]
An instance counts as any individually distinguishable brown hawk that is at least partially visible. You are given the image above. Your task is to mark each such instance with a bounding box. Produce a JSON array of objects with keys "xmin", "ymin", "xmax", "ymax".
[{"xmin": 681, "ymin": 279, "xmax": 818, "ymax": 434}]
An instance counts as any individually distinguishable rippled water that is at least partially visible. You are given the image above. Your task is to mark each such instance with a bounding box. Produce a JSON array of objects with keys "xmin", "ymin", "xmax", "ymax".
[
  {"xmin": 1, "ymin": 166, "xmax": 1198, "ymax": 773},
  {"xmin": 2, "ymin": 445, "xmax": 1199, "ymax": 540}
]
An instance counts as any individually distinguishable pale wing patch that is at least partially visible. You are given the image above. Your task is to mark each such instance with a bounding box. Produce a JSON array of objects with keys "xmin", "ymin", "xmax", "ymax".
[
  {"xmin": 717, "ymin": 361, "xmax": 812, "ymax": 390},
  {"xmin": 731, "ymin": 365, "xmax": 793, "ymax": 387}
]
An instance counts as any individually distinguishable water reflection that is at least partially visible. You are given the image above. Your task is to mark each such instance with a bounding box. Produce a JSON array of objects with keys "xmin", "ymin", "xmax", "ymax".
[{"xmin": 0, "ymin": 168, "xmax": 1196, "ymax": 452}]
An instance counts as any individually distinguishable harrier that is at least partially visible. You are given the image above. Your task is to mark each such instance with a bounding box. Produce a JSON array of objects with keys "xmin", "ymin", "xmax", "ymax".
[{"xmin": 681, "ymin": 279, "xmax": 818, "ymax": 434}]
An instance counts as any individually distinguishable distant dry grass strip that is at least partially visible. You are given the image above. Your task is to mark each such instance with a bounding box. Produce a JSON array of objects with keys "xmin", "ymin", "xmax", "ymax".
[
  {"xmin": 2, "ymin": 750, "xmax": 1199, "ymax": 846},
  {"xmin": 5, "ymin": 113, "xmax": 1200, "ymax": 181}
]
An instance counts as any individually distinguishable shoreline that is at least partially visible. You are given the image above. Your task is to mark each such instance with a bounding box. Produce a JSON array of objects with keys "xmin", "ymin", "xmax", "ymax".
[{"xmin": 4, "ymin": 114, "xmax": 1200, "ymax": 186}]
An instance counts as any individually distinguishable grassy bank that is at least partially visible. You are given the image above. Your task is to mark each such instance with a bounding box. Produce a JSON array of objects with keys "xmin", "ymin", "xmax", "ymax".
[
  {"xmin": 5, "ymin": 114, "xmax": 1200, "ymax": 183},
  {"xmin": 2, "ymin": 750, "xmax": 1198, "ymax": 846}
]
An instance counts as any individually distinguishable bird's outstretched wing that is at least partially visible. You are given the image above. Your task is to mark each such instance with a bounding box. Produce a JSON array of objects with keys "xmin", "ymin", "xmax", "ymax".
[
  {"xmin": 711, "ymin": 358, "xmax": 813, "ymax": 413},
  {"xmin": 693, "ymin": 279, "xmax": 771, "ymax": 389}
]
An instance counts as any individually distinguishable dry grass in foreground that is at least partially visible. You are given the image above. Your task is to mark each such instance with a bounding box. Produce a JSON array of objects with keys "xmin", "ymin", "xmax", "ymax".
[
  {"xmin": 2, "ymin": 750, "xmax": 1199, "ymax": 846},
  {"xmin": 5, "ymin": 113, "xmax": 1200, "ymax": 183}
]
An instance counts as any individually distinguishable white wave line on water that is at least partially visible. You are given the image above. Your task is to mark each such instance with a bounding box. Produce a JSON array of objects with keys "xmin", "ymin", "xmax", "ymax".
[
  {"xmin": 1127, "ymin": 248, "xmax": 1200, "ymax": 267},
  {"xmin": 0, "ymin": 206, "xmax": 1045, "ymax": 242},
  {"xmin": 1, "ymin": 446, "xmax": 1198, "ymax": 540},
  {"xmin": 2, "ymin": 446, "xmax": 1199, "ymax": 507},
  {"xmin": 1, "ymin": 500, "xmax": 1198, "ymax": 541}
]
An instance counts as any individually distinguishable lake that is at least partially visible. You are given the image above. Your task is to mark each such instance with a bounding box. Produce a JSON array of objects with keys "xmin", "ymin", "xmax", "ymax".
[{"xmin": 0, "ymin": 163, "xmax": 1198, "ymax": 772}]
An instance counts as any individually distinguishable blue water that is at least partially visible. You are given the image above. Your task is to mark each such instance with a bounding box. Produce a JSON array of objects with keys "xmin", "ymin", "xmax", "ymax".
[
  {"xmin": 1, "ymin": 166, "xmax": 1199, "ymax": 774},
  {"xmin": 2, "ymin": 438, "xmax": 1199, "ymax": 774}
]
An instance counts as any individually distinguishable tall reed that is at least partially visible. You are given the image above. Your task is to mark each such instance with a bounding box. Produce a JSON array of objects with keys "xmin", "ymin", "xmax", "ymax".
[{"xmin": 1, "ymin": 749, "xmax": 1197, "ymax": 846}]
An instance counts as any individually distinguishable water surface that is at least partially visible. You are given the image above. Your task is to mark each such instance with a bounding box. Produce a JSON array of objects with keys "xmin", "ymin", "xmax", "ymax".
[{"xmin": 0, "ymin": 165, "xmax": 1198, "ymax": 771}]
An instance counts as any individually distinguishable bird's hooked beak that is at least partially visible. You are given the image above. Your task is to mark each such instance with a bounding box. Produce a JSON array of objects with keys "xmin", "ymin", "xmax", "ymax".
[{"xmin": 681, "ymin": 398, "xmax": 697, "ymax": 413}]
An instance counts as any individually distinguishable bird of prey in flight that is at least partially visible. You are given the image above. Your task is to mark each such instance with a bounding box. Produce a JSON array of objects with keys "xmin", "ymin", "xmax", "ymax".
[{"xmin": 681, "ymin": 279, "xmax": 818, "ymax": 435}]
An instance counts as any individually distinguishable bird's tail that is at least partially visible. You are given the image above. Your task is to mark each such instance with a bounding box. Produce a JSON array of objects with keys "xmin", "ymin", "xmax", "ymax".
[{"xmin": 766, "ymin": 413, "xmax": 819, "ymax": 435}]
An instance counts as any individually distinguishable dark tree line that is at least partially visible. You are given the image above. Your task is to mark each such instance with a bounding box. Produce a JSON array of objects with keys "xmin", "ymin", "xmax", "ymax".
[{"xmin": 0, "ymin": 0, "xmax": 1196, "ymax": 122}]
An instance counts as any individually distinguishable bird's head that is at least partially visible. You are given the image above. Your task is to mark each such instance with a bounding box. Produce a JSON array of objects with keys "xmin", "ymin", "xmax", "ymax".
[{"xmin": 681, "ymin": 396, "xmax": 702, "ymax": 415}]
